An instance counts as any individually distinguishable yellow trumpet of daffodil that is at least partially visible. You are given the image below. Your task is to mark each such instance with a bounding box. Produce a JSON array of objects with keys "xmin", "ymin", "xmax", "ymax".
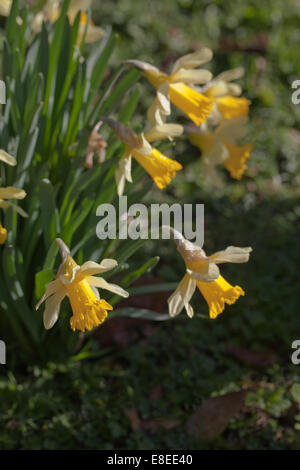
[
  {"xmin": 188, "ymin": 117, "xmax": 253, "ymax": 181},
  {"xmin": 36, "ymin": 238, "xmax": 129, "ymax": 332},
  {"xmin": 102, "ymin": 118, "xmax": 183, "ymax": 195},
  {"xmin": 125, "ymin": 48, "xmax": 214, "ymax": 127},
  {"xmin": 32, "ymin": 0, "xmax": 105, "ymax": 44},
  {"xmin": 0, "ymin": 149, "xmax": 27, "ymax": 244},
  {"xmin": 166, "ymin": 227, "xmax": 252, "ymax": 319},
  {"xmin": 201, "ymin": 67, "xmax": 251, "ymax": 124}
]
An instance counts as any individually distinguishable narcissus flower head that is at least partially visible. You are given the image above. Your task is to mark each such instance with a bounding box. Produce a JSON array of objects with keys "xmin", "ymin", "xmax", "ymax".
[
  {"xmin": 36, "ymin": 238, "xmax": 129, "ymax": 332},
  {"xmin": 125, "ymin": 48, "xmax": 214, "ymax": 126},
  {"xmin": 166, "ymin": 228, "xmax": 252, "ymax": 319},
  {"xmin": 202, "ymin": 67, "xmax": 251, "ymax": 124},
  {"xmin": 188, "ymin": 117, "xmax": 253, "ymax": 181},
  {"xmin": 32, "ymin": 0, "xmax": 105, "ymax": 44},
  {"xmin": 102, "ymin": 118, "xmax": 183, "ymax": 195}
]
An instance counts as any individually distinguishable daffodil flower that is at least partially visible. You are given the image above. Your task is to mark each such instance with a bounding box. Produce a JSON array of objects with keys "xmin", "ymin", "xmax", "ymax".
[
  {"xmin": 202, "ymin": 67, "xmax": 251, "ymax": 124},
  {"xmin": 188, "ymin": 117, "xmax": 253, "ymax": 180},
  {"xmin": 125, "ymin": 49, "xmax": 213, "ymax": 127},
  {"xmin": 102, "ymin": 118, "xmax": 183, "ymax": 195},
  {"xmin": 0, "ymin": 149, "xmax": 27, "ymax": 244},
  {"xmin": 36, "ymin": 238, "xmax": 129, "ymax": 332},
  {"xmin": 32, "ymin": 0, "xmax": 105, "ymax": 44},
  {"xmin": 166, "ymin": 228, "xmax": 252, "ymax": 319}
]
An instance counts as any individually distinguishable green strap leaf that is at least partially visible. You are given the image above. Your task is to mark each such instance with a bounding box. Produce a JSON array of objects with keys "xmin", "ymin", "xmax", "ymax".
[
  {"xmin": 112, "ymin": 307, "xmax": 171, "ymax": 321},
  {"xmin": 39, "ymin": 179, "xmax": 61, "ymax": 247}
]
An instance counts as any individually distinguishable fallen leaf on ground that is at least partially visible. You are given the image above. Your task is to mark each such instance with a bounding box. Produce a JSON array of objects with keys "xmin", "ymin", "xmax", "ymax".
[
  {"xmin": 124, "ymin": 409, "xmax": 142, "ymax": 431},
  {"xmin": 149, "ymin": 383, "xmax": 164, "ymax": 401},
  {"xmin": 226, "ymin": 344, "xmax": 275, "ymax": 368},
  {"xmin": 143, "ymin": 417, "xmax": 181, "ymax": 433},
  {"xmin": 123, "ymin": 409, "xmax": 180, "ymax": 434},
  {"xmin": 186, "ymin": 390, "xmax": 247, "ymax": 440}
]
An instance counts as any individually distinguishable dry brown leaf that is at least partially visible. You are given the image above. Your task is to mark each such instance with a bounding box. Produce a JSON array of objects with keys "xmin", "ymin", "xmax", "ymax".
[
  {"xmin": 220, "ymin": 32, "xmax": 268, "ymax": 53},
  {"xmin": 226, "ymin": 344, "xmax": 275, "ymax": 368},
  {"xmin": 186, "ymin": 390, "xmax": 247, "ymax": 440},
  {"xmin": 143, "ymin": 417, "xmax": 181, "ymax": 433},
  {"xmin": 124, "ymin": 409, "xmax": 142, "ymax": 431},
  {"xmin": 123, "ymin": 409, "xmax": 180, "ymax": 434},
  {"xmin": 149, "ymin": 383, "xmax": 164, "ymax": 401}
]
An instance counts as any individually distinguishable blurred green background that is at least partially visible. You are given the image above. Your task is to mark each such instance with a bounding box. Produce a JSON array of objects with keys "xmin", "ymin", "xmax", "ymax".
[{"xmin": 1, "ymin": 0, "xmax": 300, "ymax": 450}]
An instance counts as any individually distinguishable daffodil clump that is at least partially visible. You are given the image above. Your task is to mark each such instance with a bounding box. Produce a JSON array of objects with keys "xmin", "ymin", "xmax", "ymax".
[
  {"xmin": 0, "ymin": 0, "xmax": 254, "ymax": 363},
  {"xmin": 126, "ymin": 52, "xmax": 253, "ymax": 182}
]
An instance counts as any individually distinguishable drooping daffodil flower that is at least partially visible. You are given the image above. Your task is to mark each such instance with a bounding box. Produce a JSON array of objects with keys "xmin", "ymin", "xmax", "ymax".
[
  {"xmin": 36, "ymin": 238, "xmax": 129, "ymax": 332},
  {"xmin": 125, "ymin": 48, "xmax": 214, "ymax": 127},
  {"xmin": 32, "ymin": 0, "xmax": 105, "ymax": 44},
  {"xmin": 188, "ymin": 117, "xmax": 253, "ymax": 181},
  {"xmin": 166, "ymin": 227, "xmax": 252, "ymax": 319},
  {"xmin": 202, "ymin": 67, "xmax": 251, "ymax": 125},
  {"xmin": 102, "ymin": 117, "xmax": 183, "ymax": 195}
]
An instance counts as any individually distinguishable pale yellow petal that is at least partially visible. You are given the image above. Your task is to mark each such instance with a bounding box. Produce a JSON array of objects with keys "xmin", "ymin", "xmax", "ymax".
[
  {"xmin": 210, "ymin": 246, "xmax": 252, "ymax": 264},
  {"xmin": 213, "ymin": 67, "xmax": 244, "ymax": 83},
  {"xmin": 168, "ymin": 273, "xmax": 196, "ymax": 318},
  {"xmin": 136, "ymin": 133, "xmax": 153, "ymax": 155},
  {"xmin": 0, "ymin": 0, "xmax": 11, "ymax": 16},
  {"xmin": 36, "ymin": 279, "xmax": 64, "ymax": 310},
  {"xmin": 147, "ymin": 85, "xmax": 170, "ymax": 127},
  {"xmin": 156, "ymin": 82, "xmax": 171, "ymax": 114},
  {"xmin": 0, "ymin": 199, "xmax": 28, "ymax": 217},
  {"xmin": 172, "ymin": 69, "xmax": 212, "ymax": 85},
  {"xmin": 0, "ymin": 186, "xmax": 26, "ymax": 200},
  {"xmin": 144, "ymin": 123, "xmax": 183, "ymax": 142},
  {"xmin": 68, "ymin": 0, "xmax": 92, "ymax": 21},
  {"xmin": 43, "ymin": 290, "xmax": 66, "ymax": 330},
  {"xmin": 87, "ymin": 275, "xmax": 129, "ymax": 298},
  {"xmin": 0, "ymin": 149, "xmax": 16, "ymax": 166},
  {"xmin": 171, "ymin": 48, "xmax": 213, "ymax": 74},
  {"xmin": 79, "ymin": 23, "xmax": 105, "ymax": 43},
  {"xmin": 115, "ymin": 154, "xmax": 132, "ymax": 196},
  {"xmin": 78, "ymin": 259, "xmax": 118, "ymax": 276}
]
